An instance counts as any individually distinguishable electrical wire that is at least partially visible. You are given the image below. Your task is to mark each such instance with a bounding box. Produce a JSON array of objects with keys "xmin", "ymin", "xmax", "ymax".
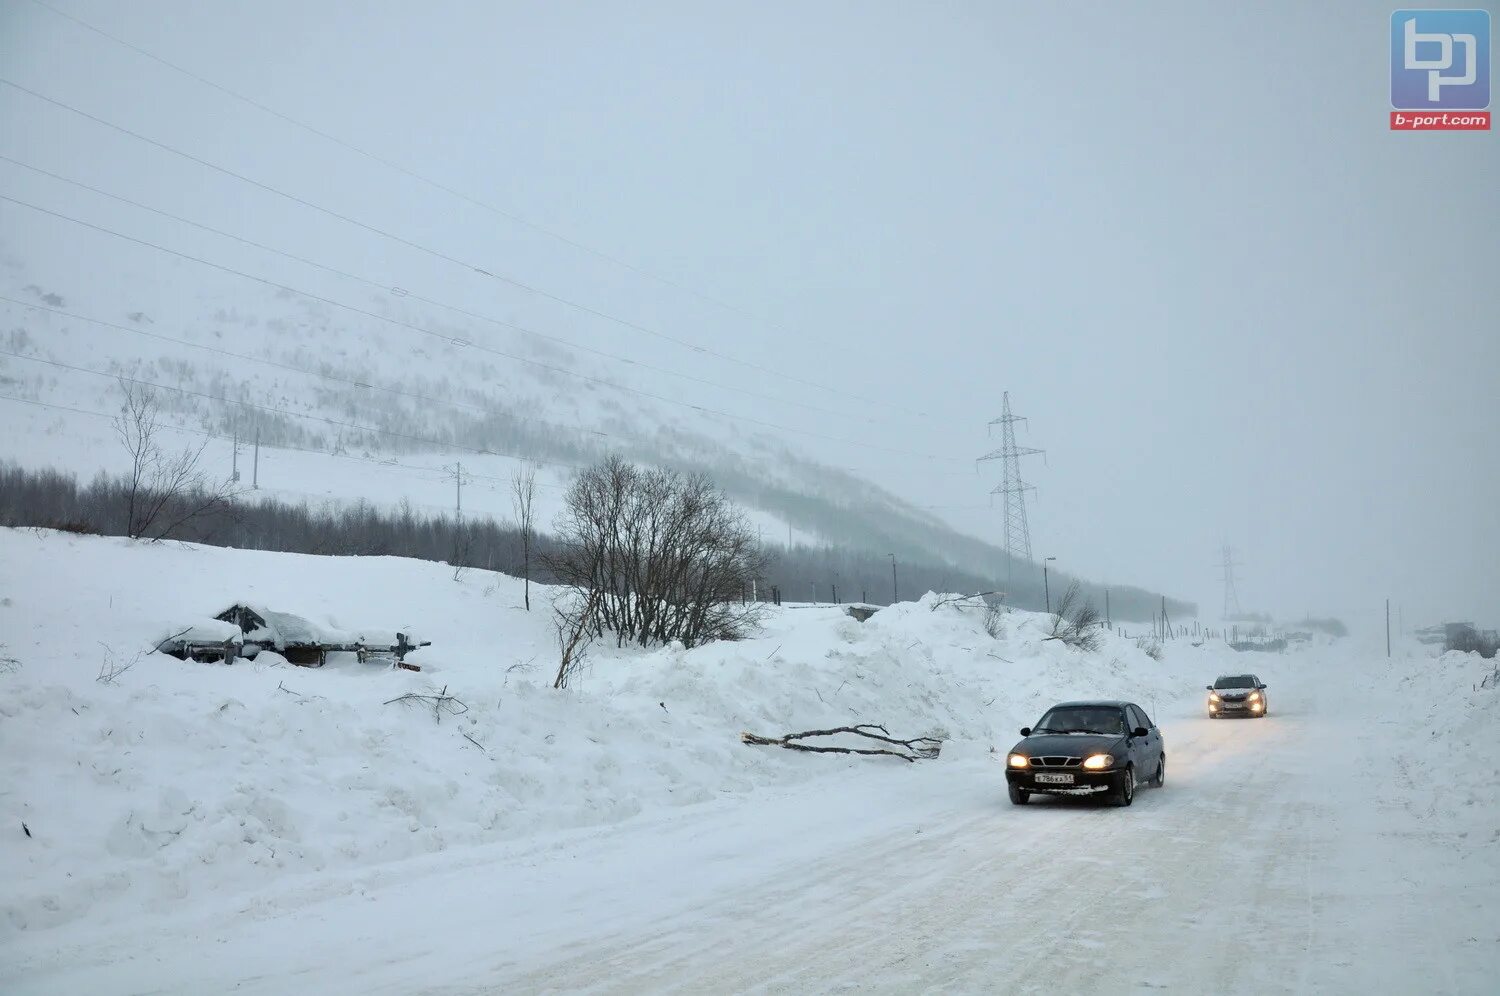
[
  {"xmin": 0, "ymin": 155, "xmax": 863, "ymax": 423},
  {"xmin": 0, "ymin": 72, "xmax": 928, "ymax": 417},
  {"xmin": 0, "ymin": 193, "xmax": 970, "ymax": 464},
  {"xmin": 22, "ymin": 0, "xmax": 932, "ymax": 417}
]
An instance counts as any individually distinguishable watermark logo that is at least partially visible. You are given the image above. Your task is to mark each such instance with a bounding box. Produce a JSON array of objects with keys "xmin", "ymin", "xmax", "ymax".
[{"xmin": 1390, "ymin": 9, "xmax": 1490, "ymax": 130}]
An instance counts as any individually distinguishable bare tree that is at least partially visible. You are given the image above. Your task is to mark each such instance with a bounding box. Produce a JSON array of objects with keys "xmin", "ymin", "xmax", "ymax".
[
  {"xmin": 112, "ymin": 380, "xmax": 238, "ymax": 541},
  {"xmin": 1045, "ymin": 581, "xmax": 1103, "ymax": 652},
  {"xmin": 545, "ymin": 455, "xmax": 767, "ymax": 649},
  {"xmin": 511, "ymin": 464, "xmax": 537, "ymax": 610}
]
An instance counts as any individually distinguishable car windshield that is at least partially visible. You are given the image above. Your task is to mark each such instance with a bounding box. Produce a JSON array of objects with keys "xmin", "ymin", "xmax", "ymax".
[
  {"xmin": 1214, "ymin": 676, "xmax": 1256, "ymax": 689},
  {"xmin": 1032, "ymin": 706, "xmax": 1126, "ymax": 736}
]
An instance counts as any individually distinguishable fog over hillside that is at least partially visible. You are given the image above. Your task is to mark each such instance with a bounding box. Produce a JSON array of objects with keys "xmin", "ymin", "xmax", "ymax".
[{"xmin": 2, "ymin": 0, "xmax": 1495, "ymax": 627}]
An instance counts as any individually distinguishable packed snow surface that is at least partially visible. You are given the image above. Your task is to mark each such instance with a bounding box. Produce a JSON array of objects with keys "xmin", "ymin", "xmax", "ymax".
[{"xmin": 1, "ymin": 528, "xmax": 1496, "ymax": 993}]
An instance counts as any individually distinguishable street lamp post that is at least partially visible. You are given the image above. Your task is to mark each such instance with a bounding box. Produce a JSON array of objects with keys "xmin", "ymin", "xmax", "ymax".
[
  {"xmin": 1044, "ymin": 557, "xmax": 1057, "ymax": 614},
  {"xmin": 888, "ymin": 554, "xmax": 898, "ymax": 605}
]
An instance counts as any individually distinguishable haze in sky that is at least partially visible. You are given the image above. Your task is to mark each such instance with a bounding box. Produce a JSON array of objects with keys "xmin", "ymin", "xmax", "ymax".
[{"xmin": 1, "ymin": 0, "xmax": 1495, "ymax": 631}]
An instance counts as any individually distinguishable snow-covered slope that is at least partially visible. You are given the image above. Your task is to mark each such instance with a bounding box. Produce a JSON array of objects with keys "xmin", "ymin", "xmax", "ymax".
[{"xmin": 0, "ymin": 239, "xmax": 974, "ymax": 570}]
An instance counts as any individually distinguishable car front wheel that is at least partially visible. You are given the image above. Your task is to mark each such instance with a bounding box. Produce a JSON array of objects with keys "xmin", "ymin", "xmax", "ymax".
[
  {"xmin": 1008, "ymin": 782, "xmax": 1029, "ymax": 806},
  {"xmin": 1151, "ymin": 755, "xmax": 1165, "ymax": 788},
  {"xmin": 1113, "ymin": 766, "xmax": 1135, "ymax": 807}
]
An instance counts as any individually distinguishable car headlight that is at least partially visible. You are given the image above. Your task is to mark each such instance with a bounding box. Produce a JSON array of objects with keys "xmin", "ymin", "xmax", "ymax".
[
  {"xmin": 1209, "ymin": 692, "xmax": 1221, "ymax": 702},
  {"xmin": 1007, "ymin": 753, "xmax": 1029, "ymax": 768},
  {"xmin": 1248, "ymin": 691, "xmax": 1261, "ymax": 702},
  {"xmin": 1082, "ymin": 754, "xmax": 1114, "ymax": 770}
]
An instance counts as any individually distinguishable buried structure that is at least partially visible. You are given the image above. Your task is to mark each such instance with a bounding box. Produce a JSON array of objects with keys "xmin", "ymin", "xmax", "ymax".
[{"xmin": 156, "ymin": 603, "xmax": 429, "ymax": 670}]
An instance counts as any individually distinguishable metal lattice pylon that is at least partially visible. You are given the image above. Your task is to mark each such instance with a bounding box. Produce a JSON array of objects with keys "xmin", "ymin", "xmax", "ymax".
[
  {"xmin": 1217, "ymin": 544, "xmax": 1243, "ymax": 619},
  {"xmin": 978, "ymin": 392, "xmax": 1043, "ymax": 585}
]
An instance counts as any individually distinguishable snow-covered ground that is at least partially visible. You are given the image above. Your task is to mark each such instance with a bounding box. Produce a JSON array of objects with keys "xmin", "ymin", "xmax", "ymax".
[{"xmin": 1, "ymin": 528, "xmax": 1496, "ymax": 993}]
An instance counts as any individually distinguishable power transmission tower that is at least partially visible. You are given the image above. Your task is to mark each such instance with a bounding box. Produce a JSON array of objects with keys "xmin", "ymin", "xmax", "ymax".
[
  {"xmin": 1216, "ymin": 544, "xmax": 1243, "ymax": 619},
  {"xmin": 978, "ymin": 392, "xmax": 1043, "ymax": 587}
]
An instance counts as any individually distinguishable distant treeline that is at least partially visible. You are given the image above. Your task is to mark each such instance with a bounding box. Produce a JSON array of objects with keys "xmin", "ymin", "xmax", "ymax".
[{"xmin": 0, "ymin": 462, "xmax": 1188, "ymax": 620}]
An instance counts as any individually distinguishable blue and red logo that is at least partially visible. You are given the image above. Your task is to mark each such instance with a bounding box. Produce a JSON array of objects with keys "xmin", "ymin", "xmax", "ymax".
[{"xmin": 1390, "ymin": 9, "xmax": 1491, "ymax": 129}]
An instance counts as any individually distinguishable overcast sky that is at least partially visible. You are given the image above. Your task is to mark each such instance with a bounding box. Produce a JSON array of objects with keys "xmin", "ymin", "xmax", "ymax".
[{"xmin": 2, "ymin": 0, "xmax": 1496, "ymax": 632}]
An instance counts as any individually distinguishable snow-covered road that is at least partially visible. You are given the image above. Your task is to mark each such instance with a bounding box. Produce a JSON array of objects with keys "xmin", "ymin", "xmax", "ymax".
[{"xmin": 6, "ymin": 646, "xmax": 1495, "ymax": 994}]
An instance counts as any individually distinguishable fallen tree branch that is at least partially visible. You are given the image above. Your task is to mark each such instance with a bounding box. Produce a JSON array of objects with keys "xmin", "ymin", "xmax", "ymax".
[
  {"xmin": 385, "ymin": 684, "xmax": 469, "ymax": 724},
  {"xmin": 740, "ymin": 724, "xmax": 945, "ymax": 762},
  {"xmin": 930, "ymin": 591, "xmax": 1000, "ymax": 612}
]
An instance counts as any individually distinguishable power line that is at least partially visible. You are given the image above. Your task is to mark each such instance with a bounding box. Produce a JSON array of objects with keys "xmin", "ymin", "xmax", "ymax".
[
  {"xmin": 22, "ymin": 0, "xmax": 928, "ymax": 417},
  {"xmin": 0, "ymin": 154, "xmax": 862, "ymax": 424},
  {"xmin": 0, "ymin": 71, "xmax": 925, "ymax": 417},
  {"xmin": 0, "ymin": 193, "xmax": 967, "ymax": 464}
]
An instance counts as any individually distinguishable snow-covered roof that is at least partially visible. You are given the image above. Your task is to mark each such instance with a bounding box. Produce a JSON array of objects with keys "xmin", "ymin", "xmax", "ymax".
[
  {"xmin": 157, "ymin": 619, "xmax": 241, "ymax": 646},
  {"xmin": 218, "ymin": 603, "xmax": 352, "ymax": 649}
]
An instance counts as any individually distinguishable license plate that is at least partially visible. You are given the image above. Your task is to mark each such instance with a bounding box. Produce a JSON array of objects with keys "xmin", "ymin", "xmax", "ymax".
[{"xmin": 1035, "ymin": 772, "xmax": 1074, "ymax": 784}]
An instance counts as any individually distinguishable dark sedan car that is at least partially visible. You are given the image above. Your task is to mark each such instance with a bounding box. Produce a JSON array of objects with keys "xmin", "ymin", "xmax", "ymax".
[{"xmin": 1005, "ymin": 700, "xmax": 1165, "ymax": 807}]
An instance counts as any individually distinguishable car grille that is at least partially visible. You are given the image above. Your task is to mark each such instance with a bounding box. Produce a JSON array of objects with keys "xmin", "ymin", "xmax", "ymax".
[{"xmin": 1030, "ymin": 756, "xmax": 1082, "ymax": 767}]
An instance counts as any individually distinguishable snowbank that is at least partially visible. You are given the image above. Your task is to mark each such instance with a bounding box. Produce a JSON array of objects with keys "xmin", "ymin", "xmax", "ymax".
[{"xmin": 0, "ymin": 528, "xmax": 1224, "ymax": 939}]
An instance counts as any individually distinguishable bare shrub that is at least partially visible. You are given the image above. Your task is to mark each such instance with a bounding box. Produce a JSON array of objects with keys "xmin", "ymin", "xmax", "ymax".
[
  {"xmin": 983, "ymin": 602, "xmax": 1005, "ymax": 639},
  {"xmin": 545, "ymin": 456, "xmax": 767, "ymax": 649},
  {"xmin": 553, "ymin": 588, "xmax": 601, "ymax": 689},
  {"xmin": 1045, "ymin": 582, "xmax": 1102, "ymax": 652},
  {"xmin": 113, "ymin": 380, "xmax": 239, "ymax": 541},
  {"xmin": 1135, "ymin": 635, "xmax": 1164, "ymax": 661}
]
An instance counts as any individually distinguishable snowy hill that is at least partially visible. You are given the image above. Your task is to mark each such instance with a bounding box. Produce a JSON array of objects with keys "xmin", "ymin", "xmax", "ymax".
[{"xmin": 0, "ymin": 240, "xmax": 1191, "ymax": 615}]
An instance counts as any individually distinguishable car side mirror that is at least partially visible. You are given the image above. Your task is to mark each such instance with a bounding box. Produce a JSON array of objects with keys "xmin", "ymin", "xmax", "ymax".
[
  {"xmin": 1132, "ymin": 726, "xmax": 1149, "ymax": 738},
  {"xmin": 1020, "ymin": 727, "xmax": 1032, "ymax": 737},
  {"xmin": 1205, "ymin": 685, "xmax": 1214, "ymax": 691},
  {"xmin": 1259, "ymin": 683, "xmax": 1268, "ymax": 689}
]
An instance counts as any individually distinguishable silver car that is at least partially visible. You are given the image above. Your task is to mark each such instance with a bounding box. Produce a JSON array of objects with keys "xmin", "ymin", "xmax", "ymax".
[{"xmin": 1206, "ymin": 674, "xmax": 1268, "ymax": 718}]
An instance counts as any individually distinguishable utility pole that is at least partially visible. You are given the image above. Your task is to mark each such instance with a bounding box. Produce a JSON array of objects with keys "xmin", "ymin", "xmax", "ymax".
[
  {"xmin": 888, "ymin": 553, "xmax": 898, "ymax": 605},
  {"xmin": 810, "ymin": 581, "xmax": 817, "ymax": 605},
  {"xmin": 977, "ymin": 392, "xmax": 1044, "ymax": 590},
  {"xmin": 231, "ymin": 422, "xmax": 240, "ymax": 482},
  {"xmin": 1386, "ymin": 598, "xmax": 1391, "ymax": 658},
  {"xmin": 252, "ymin": 426, "xmax": 260, "ymax": 489},
  {"xmin": 1105, "ymin": 589, "xmax": 1111, "ymax": 629},
  {"xmin": 453, "ymin": 461, "xmax": 464, "ymax": 520},
  {"xmin": 1043, "ymin": 556, "xmax": 1056, "ymax": 614}
]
